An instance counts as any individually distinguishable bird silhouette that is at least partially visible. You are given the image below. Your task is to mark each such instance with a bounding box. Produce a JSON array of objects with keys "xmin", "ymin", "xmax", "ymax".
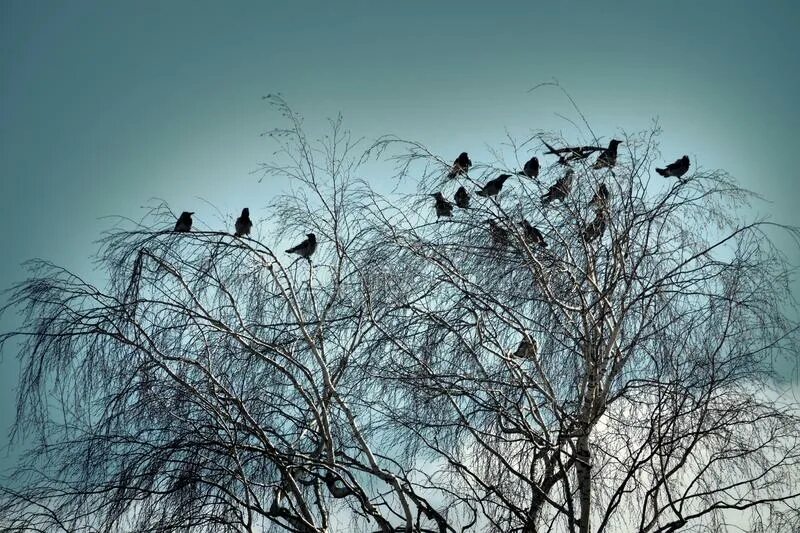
[
  {"xmin": 447, "ymin": 152, "xmax": 472, "ymax": 179},
  {"xmin": 521, "ymin": 219, "xmax": 548, "ymax": 247},
  {"xmin": 513, "ymin": 337, "xmax": 538, "ymax": 359},
  {"xmin": 518, "ymin": 156, "xmax": 540, "ymax": 179},
  {"xmin": 476, "ymin": 174, "xmax": 512, "ymax": 197},
  {"xmin": 174, "ymin": 211, "xmax": 194, "ymax": 232},
  {"xmin": 588, "ymin": 183, "xmax": 610, "ymax": 208},
  {"xmin": 656, "ymin": 155, "xmax": 690, "ymax": 179},
  {"xmin": 582, "ymin": 210, "xmax": 607, "ymax": 243},
  {"xmin": 454, "ymin": 186, "xmax": 470, "ymax": 209},
  {"xmin": 431, "ymin": 192, "xmax": 453, "ymax": 218},
  {"xmin": 234, "ymin": 208, "xmax": 252, "ymax": 237},
  {"xmin": 541, "ymin": 169, "xmax": 574, "ymax": 205},
  {"xmin": 486, "ymin": 219, "xmax": 509, "ymax": 247},
  {"xmin": 286, "ymin": 233, "xmax": 317, "ymax": 260},
  {"xmin": 593, "ymin": 139, "xmax": 623, "ymax": 169}
]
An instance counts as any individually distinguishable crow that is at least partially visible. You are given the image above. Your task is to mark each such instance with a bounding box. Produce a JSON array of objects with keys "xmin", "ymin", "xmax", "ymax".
[
  {"xmin": 593, "ymin": 139, "xmax": 623, "ymax": 169},
  {"xmin": 513, "ymin": 337, "xmax": 538, "ymax": 359},
  {"xmin": 431, "ymin": 192, "xmax": 453, "ymax": 218},
  {"xmin": 476, "ymin": 174, "xmax": 512, "ymax": 197},
  {"xmin": 234, "ymin": 208, "xmax": 252, "ymax": 237},
  {"xmin": 582, "ymin": 211, "xmax": 607, "ymax": 243},
  {"xmin": 447, "ymin": 152, "xmax": 472, "ymax": 179},
  {"xmin": 518, "ymin": 156, "xmax": 540, "ymax": 179},
  {"xmin": 656, "ymin": 155, "xmax": 690, "ymax": 179},
  {"xmin": 588, "ymin": 183, "xmax": 609, "ymax": 208},
  {"xmin": 174, "ymin": 211, "xmax": 194, "ymax": 232},
  {"xmin": 286, "ymin": 233, "xmax": 317, "ymax": 260},
  {"xmin": 454, "ymin": 186, "xmax": 470, "ymax": 209},
  {"xmin": 521, "ymin": 219, "xmax": 548, "ymax": 247},
  {"xmin": 486, "ymin": 219, "xmax": 509, "ymax": 247},
  {"xmin": 541, "ymin": 169, "xmax": 574, "ymax": 205}
]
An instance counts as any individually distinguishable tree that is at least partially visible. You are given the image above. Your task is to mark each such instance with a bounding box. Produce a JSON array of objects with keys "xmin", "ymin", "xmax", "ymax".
[{"xmin": 1, "ymin": 97, "xmax": 799, "ymax": 532}]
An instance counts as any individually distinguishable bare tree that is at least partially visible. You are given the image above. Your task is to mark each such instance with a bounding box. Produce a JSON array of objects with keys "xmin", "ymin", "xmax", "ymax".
[{"xmin": 1, "ymin": 98, "xmax": 799, "ymax": 532}]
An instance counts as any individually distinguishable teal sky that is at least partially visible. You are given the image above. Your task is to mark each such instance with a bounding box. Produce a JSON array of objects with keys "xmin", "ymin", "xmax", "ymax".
[{"xmin": 1, "ymin": 1, "xmax": 799, "ymax": 469}]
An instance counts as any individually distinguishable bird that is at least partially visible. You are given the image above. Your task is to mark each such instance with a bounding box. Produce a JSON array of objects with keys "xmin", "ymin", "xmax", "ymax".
[
  {"xmin": 541, "ymin": 169, "xmax": 574, "ymax": 205},
  {"xmin": 286, "ymin": 233, "xmax": 317, "ymax": 260},
  {"xmin": 174, "ymin": 211, "xmax": 194, "ymax": 232},
  {"xmin": 486, "ymin": 219, "xmax": 509, "ymax": 247},
  {"xmin": 476, "ymin": 174, "xmax": 512, "ymax": 197},
  {"xmin": 447, "ymin": 152, "xmax": 472, "ymax": 179},
  {"xmin": 518, "ymin": 156, "xmax": 540, "ymax": 179},
  {"xmin": 521, "ymin": 219, "xmax": 548, "ymax": 247},
  {"xmin": 513, "ymin": 337, "xmax": 538, "ymax": 359},
  {"xmin": 656, "ymin": 155, "xmax": 690, "ymax": 179},
  {"xmin": 454, "ymin": 186, "xmax": 470, "ymax": 209},
  {"xmin": 582, "ymin": 210, "xmax": 607, "ymax": 243},
  {"xmin": 593, "ymin": 139, "xmax": 623, "ymax": 170},
  {"xmin": 431, "ymin": 192, "xmax": 453, "ymax": 218},
  {"xmin": 588, "ymin": 183, "xmax": 610, "ymax": 208},
  {"xmin": 234, "ymin": 208, "xmax": 252, "ymax": 237}
]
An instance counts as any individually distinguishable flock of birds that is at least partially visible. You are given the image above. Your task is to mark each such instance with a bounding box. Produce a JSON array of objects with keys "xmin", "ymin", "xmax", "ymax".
[
  {"xmin": 168, "ymin": 139, "xmax": 690, "ymax": 272},
  {"xmin": 430, "ymin": 139, "xmax": 690, "ymax": 249}
]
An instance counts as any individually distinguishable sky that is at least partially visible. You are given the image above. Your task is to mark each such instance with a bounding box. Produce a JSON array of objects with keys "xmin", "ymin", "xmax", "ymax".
[{"xmin": 1, "ymin": 0, "xmax": 799, "ymax": 472}]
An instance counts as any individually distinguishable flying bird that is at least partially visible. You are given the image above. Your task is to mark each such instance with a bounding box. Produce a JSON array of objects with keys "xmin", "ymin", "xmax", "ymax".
[
  {"xmin": 431, "ymin": 192, "xmax": 453, "ymax": 218},
  {"xmin": 582, "ymin": 211, "xmax": 607, "ymax": 243},
  {"xmin": 476, "ymin": 174, "xmax": 512, "ymax": 197},
  {"xmin": 593, "ymin": 139, "xmax": 623, "ymax": 170},
  {"xmin": 174, "ymin": 211, "xmax": 194, "ymax": 232},
  {"xmin": 286, "ymin": 233, "xmax": 317, "ymax": 260},
  {"xmin": 518, "ymin": 156, "xmax": 540, "ymax": 179},
  {"xmin": 588, "ymin": 183, "xmax": 610, "ymax": 208},
  {"xmin": 656, "ymin": 155, "xmax": 690, "ymax": 179},
  {"xmin": 454, "ymin": 186, "xmax": 470, "ymax": 209},
  {"xmin": 447, "ymin": 152, "xmax": 472, "ymax": 179},
  {"xmin": 513, "ymin": 337, "xmax": 538, "ymax": 359},
  {"xmin": 486, "ymin": 219, "xmax": 509, "ymax": 247},
  {"xmin": 541, "ymin": 169, "xmax": 574, "ymax": 205},
  {"xmin": 234, "ymin": 208, "xmax": 252, "ymax": 237},
  {"xmin": 521, "ymin": 219, "xmax": 548, "ymax": 247}
]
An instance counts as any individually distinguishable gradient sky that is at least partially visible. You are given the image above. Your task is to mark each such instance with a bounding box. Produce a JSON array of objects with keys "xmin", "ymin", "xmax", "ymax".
[{"xmin": 1, "ymin": 1, "xmax": 799, "ymax": 471}]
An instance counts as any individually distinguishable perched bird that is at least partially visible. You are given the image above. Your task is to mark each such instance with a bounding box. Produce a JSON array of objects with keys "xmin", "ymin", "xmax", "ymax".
[
  {"xmin": 593, "ymin": 139, "xmax": 623, "ymax": 170},
  {"xmin": 588, "ymin": 183, "xmax": 610, "ymax": 208},
  {"xmin": 486, "ymin": 219, "xmax": 509, "ymax": 247},
  {"xmin": 514, "ymin": 337, "xmax": 538, "ymax": 359},
  {"xmin": 174, "ymin": 211, "xmax": 194, "ymax": 232},
  {"xmin": 656, "ymin": 155, "xmax": 690, "ymax": 179},
  {"xmin": 582, "ymin": 210, "xmax": 607, "ymax": 243},
  {"xmin": 521, "ymin": 219, "xmax": 548, "ymax": 247},
  {"xmin": 286, "ymin": 233, "xmax": 317, "ymax": 260},
  {"xmin": 431, "ymin": 192, "xmax": 453, "ymax": 218},
  {"xmin": 541, "ymin": 169, "xmax": 574, "ymax": 205},
  {"xmin": 234, "ymin": 208, "xmax": 253, "ymax": 237},
  {"xmin": 476, "ymin": 174, "xmax": 512, "ymax": 197},
  {"xmin": 454, "ymin": 186, "xmax": 470, "ymax": 209},
  {"xmin": 518, "ymin": 156, "xmax": 540, "ymax": 179},
  {"xmin": 447, "ymin": 152, "xmax": 472, "ymax": 179}
]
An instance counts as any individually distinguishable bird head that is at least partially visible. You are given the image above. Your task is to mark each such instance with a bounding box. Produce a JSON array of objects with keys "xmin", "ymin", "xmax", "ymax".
[
  {"xmin": 307, "ymin": 233, "xmax": 316, "ymax": 240},
  {"xmin": 498, "ymin": 174, "xmax": 512, "ymax": 181},
  {"xmin": 181, "ymin": 211, "xmax": 194, "ymax": 217},
  {"xmin": 241, "ymin": 208, "xmax": 249, "ymax": 216},
  {"xmin": 431, "ymin": 192, "xmax": 445, "ymax": 200},
  {"xmin": 610, "ymin": 139, "xmax": 623, "ymax": 147},
  {"xmin": 682, "ymin": 155, "xmax": 689, "ymax": 162}
]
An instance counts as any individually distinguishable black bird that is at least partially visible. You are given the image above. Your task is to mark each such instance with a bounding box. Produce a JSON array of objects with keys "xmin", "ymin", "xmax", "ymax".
[
  {"xmin": 588, "ymin": 183, "xmax": 610, "ymax": 208},
  {"xmin": 174, "ymin": 211, "xmax": 194, "ymax": 232},
  {"xmin": 454, "ymin": 186, "xmax": 470, "ymax": 209},
  {"xmin": 486, "ymin": 219, "xmax": 509, "ymax": 247},
  {"xmin": 521, "ymin": 219, "xmax": 548, "ymax": 247},
  {"xmin": 447, "ymin": 152, "xmax": 472, "ymax": 179},
  {"xmin": 593, "ymin": 139, "xmax": 623, "ymax": 169},
  {"xmin": 541, "ymin": 169, "xmax": 574, "ymax": 205},
  {"xmin": 513, "ymin": 337, "xmax": 538, "ymax": 359},
  {"xmin": 656, "ymin": 155, "xmax": 690, "ymax": 179},
  {"xmin": 518, "ymin": 156, "xmax": 540, "ymax": 179},
  {"xmin": 431, "ymin": 192, "xmax": 453, "ymax": 218},
  {"xmin": 582, "ymin": 210, "xmax": 607, "ymax": 243},
  {"xmin": 476, "ymin": 174, "xmax": 512, "ymax": 197},
  {"xmin": 234, "ymin": 208, "xmax": 252, "ymax": 237},
  {"xmin": 286, "ymin": 233, "xmax": 317, "ymax": 260}
]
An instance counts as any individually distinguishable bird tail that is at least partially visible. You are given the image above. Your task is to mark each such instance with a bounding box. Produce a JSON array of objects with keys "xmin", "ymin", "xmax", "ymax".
[
  {"xmin": 655, "ymin": 167, "xmax": 668, "ymax": 177},
  {"xmin": 476, "ymin": 190, "xmax": 488, "ymax": 197},
  {"xmin": 285, "ymin": 247, "xmax": 296, "ymax": 254}
]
